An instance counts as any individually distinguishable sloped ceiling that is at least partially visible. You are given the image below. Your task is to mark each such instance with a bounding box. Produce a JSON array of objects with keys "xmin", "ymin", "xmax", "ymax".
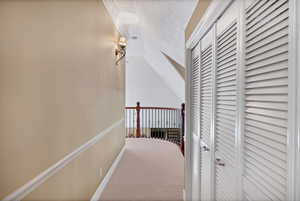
[
  {"xmin": 103, "ymin": 0, "xmax": 197, "ymax": 101},
  {"xmin": 162, "ymin": 51, "xmax": 185, "ymax": 80}
]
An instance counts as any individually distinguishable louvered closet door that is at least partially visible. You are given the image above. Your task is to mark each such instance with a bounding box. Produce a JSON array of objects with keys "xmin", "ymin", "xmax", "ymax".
[
  {"xmin": 191, "ymin": 44, "xmax": 200, "ymax": 137},
  {"xmin": 191, "ymin": 43, "xmax": 201, "ymax": 200},
  {"xmin": 200, "ymin": 44, "xmax": 213, "ymax": 146},
  {"xmin": 215, "ymin": 20, "xmax": 238, "ymax": 201},
  {"xmin": 242, "ymin": 0, "xmax": 289, "ymax": 200},
  {"xmin": 199, "ymin": 29, "xmax": 213, "ymax": 201}
]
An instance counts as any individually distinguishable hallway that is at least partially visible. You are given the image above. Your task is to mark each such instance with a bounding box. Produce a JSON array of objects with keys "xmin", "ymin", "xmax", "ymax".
[
  {"xmin": 100, "ymin": 138, "xmax": 184, "ymax": 201},
  {"xmin": 1, "ymin": 0, "xmax": 300, "ymax": 200}
]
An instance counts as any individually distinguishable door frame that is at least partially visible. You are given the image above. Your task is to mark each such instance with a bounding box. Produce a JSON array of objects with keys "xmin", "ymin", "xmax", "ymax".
[
  {"xmin": 296, "ymin": 0, "xmax": 300, "ymax": 199},
  {"xmin": 289, "ymin": 0, "xmax": 300, "ymax": 200}
]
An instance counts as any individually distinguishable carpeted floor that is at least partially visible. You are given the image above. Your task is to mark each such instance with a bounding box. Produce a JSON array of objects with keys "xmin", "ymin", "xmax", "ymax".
[{"xmin": 100, "ymin": 138, "xmax": 184, "ymax": 201}]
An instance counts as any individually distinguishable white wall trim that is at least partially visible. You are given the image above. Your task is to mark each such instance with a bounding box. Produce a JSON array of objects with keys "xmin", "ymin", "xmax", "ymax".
[
  {"xmin": 290, "ymin": 0, "xmax": 300, "ymax": 199},
  {"xmin": 186, "ymin": 0, "xmax": 233, "ymax": 49},
  {"xmin": 184, "ymin": 47, "xmax": 192, "ymax": 201},
  {"xmin": 296, "ymin": 0, "xmax": 300, "ymax": 199},
  {"xmin": 90, "ymin": 145, "xmax": 125, "ymax": 201},
  {"xmin": 210, "ymin": 23, "xmax": 217, "ymax": 201},
  {"xmin": 287, "ymin": 0, "xmax": 298, "ymax": 200},
  {"xmin": 2, "ymin": 119, "xmax": 124, "ymax": 201}
]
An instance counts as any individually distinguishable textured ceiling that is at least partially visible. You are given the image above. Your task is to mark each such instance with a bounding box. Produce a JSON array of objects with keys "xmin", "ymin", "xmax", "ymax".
[{"xmin": 103, "ymin": 0, "xmax": 198, "ymax": 101}]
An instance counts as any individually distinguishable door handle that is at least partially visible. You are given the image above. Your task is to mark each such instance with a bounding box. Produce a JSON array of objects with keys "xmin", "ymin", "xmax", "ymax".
[{"xmin": 216, "ymin": 158, "xmax": 225, "ymax": 167}]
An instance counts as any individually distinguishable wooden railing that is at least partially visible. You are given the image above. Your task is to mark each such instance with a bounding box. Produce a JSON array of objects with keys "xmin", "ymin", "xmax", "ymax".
[{"xmin": 125, "ymin": 102, "xmax": 185, "ymax": 155}]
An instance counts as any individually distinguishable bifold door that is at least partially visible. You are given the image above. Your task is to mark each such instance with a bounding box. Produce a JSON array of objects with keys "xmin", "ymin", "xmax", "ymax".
[
  {"xmin": 199, "ymin": 28, "xmax": 214, "ymax": 201},
  {"xmin": 191, "ymin": 43, "xmax": 201, "ymax": 200},
  {"xmin": 214, "ymin": 1, "xmax": 240, "ymax": 199},
  {"xmin": 188, "ymin": 0, "xmax": 293, "ymax": 200},
  {"xmin": 242, "ymin": 0, "xmax": 290, "ymax": 200},
  {"xmin": 215, "ymin": 21, "xmax": 238, "ymax": 201}
]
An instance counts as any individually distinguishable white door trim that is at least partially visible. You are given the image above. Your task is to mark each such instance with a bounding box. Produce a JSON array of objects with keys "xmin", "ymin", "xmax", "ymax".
[
  {"xmin": 293, "ymin": 0, "xmax": 300, "ymax": 200},
  {"xmin": 288, "ymin": 0, "xmax": 298, "ymax": 200},
  {"xmin": 184, "ymin": 48, "xmax": 193, "ymax": 201},
  {"xmin": 210, "ymin": 23, "xmax": 217, "ymax": 201}
]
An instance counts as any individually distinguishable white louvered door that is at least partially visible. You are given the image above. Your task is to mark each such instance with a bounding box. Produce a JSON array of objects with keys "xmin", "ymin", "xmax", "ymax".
[
  {"xmin": 191, "ymin": 43, "xmax": 201, "ymax": 200},
  {"xmin": 215, "ymin": 20, "xmax": 238, "ymax": 201},
  {"xmin": 191, "ymin": 44, "xmax": 200, "ymax": 137},
  {"xmin": 199, "ymin": 28, "xmax": 214, "ymax": 201},
  {"xmin": 213, "ymin": 1, "xmax": 240, "ymax": 200},
  {"xmin": 188, "ymin": 0, "xmax": 296, "ymax": 200},
  {"xmin": 242, "ymin": 0, "xmax": 290, "ymax": 200}
]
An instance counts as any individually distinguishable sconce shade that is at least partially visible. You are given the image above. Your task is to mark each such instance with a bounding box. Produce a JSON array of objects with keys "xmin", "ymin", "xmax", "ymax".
[
  {"xmin": 118, "ymin": 37, "xmax": 127, "ymax": 48},
  {"xmin": 115, "ymin": 36, "xmax": 127, "ymax": 65}
]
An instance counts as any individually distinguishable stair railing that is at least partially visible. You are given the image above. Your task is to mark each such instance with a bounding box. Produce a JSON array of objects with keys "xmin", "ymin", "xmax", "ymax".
[{"xmin": 125, "ymin": 102, "xmax": 185, "ymax": 155}]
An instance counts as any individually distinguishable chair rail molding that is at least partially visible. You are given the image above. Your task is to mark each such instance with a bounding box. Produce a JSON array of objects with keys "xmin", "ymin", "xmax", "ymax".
[{"xmin": 2, "ymin": 119, "xmax": 124, "ymax": 201}]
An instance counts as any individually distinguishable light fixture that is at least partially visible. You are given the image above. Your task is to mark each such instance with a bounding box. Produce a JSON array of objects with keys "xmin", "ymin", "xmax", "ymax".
[{"xmin": 115, "ymin": 36, "xmax": 127, "ymax": 65}]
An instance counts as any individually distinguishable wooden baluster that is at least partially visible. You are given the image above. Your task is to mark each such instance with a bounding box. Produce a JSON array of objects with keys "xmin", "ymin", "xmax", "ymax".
[
  {"xmin": 136, "ymin": 102, "xmax": 141, "ymax": 138},
  {"xmin": 143, "ymin": 109, "xmax": 145, "ymax": 138},
  {"xmin": 164, "ymin": 110, "xmax": 167, "ymax": 140},
  {"xmin": 132, "ymin": 109, "xmax": 135, "ymax": 137},
  {"xmin": 148, "ymin": 109, "xmax": 150, "ymax": 138},
  {"xmin": 181, "ymin": 103, "xmax": 185, "ymax": 155},
  {"xmin": 125, "ymin": 109, "xmax": 127, "ymax": 137},
  {"xmin": 129, "ymin": 109, "xmax": 131, "ymax": 137},
  {"xmin": 131, "ymin": 109, "xmax": 133, "ymax": 137},
  {"xmin": 178, "ymin": 110, "xmax": 180, "ymax": 144},
  {"xmin": 151, "ymin": 109, "xmax": 153, "ymax": 138},
  {"xmin": 155, "ymin": 109, "xmax": 159, "ymax": 138},
  {"xmin": 159, "ymin": 109, "xmax": 162, "ymax": 139},
  {"xmin": 141, "ymin": 109, "xmax": 144, "ymax": 137}
]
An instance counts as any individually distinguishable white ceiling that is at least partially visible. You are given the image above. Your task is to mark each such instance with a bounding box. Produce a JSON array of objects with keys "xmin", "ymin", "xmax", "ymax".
[{"xmin": 103, "ymin": 0, "xmax": 198, "ymax": 101}]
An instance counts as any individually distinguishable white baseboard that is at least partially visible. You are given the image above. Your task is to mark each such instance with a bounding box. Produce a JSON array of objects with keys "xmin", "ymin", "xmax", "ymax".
[{"xmin": 90, "ymin": 146, "xmax": 125, "ymax": 201}]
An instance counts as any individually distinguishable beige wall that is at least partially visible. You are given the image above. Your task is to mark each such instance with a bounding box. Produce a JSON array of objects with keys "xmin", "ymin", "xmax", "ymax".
[
  {"xmin": 185, "ymin": 0, "xmax": 212, "ymax": 41},
  {"xmin": 0, "ymin": 0, "xmax": 125, "ymax": 200}
]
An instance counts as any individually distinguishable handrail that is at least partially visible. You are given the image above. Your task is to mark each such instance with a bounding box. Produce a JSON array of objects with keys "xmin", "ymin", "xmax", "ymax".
[
  {"xmin": 125, "ymin": 102, "xmax": 185, "ymax": 155},
  {"xmin": 125, "ymin": 106, "xmax": 179, "ymax": 110}
]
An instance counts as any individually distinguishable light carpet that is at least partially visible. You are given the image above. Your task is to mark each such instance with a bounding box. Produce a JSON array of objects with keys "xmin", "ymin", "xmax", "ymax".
[{"xmin": 99, "ymin": 138, "xmax": 184, "ymax": 201}]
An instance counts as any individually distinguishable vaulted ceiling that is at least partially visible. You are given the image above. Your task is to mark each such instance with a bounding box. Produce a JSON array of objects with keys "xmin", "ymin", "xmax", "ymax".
[{"xmin": 103, "ymin": 0, "xmax": 198, "ymax": 101}]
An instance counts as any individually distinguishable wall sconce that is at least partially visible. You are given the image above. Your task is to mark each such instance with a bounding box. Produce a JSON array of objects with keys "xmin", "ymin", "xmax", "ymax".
[{"xmin": 115, "ymin": 37, "xmax": 127, "ymax": 65}]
